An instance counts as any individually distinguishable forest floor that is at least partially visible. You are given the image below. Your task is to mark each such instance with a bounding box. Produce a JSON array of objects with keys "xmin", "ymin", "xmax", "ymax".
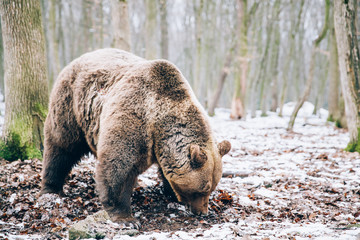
[{"xmin": 1, "ymin": 102, "xmax": 360, "ymax": 240}]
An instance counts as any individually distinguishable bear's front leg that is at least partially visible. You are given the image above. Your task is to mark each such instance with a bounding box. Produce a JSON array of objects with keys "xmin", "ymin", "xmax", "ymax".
[
  {"xmin": 95, "ymin": 119, "xmax": 148, "ymax": 227},
  {"xmin": 95, "ymin": 107, "xmax": 149, "ymax": 227},
  {"xmin": 96, "ymin": 159, "xmax": 138, "ymax": 223}
]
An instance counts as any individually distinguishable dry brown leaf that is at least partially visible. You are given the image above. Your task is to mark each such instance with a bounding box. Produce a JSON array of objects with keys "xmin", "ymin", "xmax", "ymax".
[{"xmin": 309, "ymin": 212, "xmax": 316, "ymax": 221}]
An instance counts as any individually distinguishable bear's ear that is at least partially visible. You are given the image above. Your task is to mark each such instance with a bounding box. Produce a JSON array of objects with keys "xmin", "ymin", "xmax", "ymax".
[
  {"xmin": 190, "ymin": 144, "xmax": 207, "ymax": 168},
  {"xmin": 218, "ymin": 140, "xmax": 231, "ymax": 156}
]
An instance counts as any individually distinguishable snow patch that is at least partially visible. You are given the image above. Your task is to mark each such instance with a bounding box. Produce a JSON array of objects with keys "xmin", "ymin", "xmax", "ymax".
[{"xmin": 253, "ymin": 188, "xmax": 278, "ymax": 198}]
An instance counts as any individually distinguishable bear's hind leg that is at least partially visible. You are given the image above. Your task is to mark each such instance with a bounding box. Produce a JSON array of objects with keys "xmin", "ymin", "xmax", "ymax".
[{"xmin": 41, "ymin": 141, "xmax": 89, "ymax": 195}]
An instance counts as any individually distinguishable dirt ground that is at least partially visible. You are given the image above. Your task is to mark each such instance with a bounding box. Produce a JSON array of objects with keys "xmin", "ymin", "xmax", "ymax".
[{"xmin": 0, "ymin": 157, "xmax": 241, "ymax": 239}]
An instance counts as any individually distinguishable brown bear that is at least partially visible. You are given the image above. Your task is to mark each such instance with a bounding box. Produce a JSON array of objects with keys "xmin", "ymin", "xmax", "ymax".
[{"xmin": 40, "ymin": 48, "xmax": 231, "ymax": 222}]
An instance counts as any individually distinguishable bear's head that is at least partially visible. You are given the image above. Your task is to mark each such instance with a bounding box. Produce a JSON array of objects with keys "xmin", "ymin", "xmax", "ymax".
[{"xmin": 168, "ymin": 140, "xmax": 231, "ymax": 215}]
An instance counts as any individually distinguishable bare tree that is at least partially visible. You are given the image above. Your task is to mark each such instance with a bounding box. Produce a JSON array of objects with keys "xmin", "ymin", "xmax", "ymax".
[
  {"xmin": 334, "ymin": 0, "xmax": 360, "ymax": 152},
  {"xmin": 79, "ymin": 0, "xmax": 93, "ymax": 54},
  {"xmin": 159, "ymin": 0, "xmax": 168, "ymax": 59},
  {"xmin": 111, "ymin": 0, "xmax": 131, "ymax": 51},
  {"xmin": 48, "ymin": 0, "xmax": 61, "ymax": 89},
  {"xmin": 145, "ymin": 0, "xmax": 157, "ymax": 59},
  {"xmin": 0, "ymin": 20, "xmax": 3, "ymax": 97},
  {"xmin": 259, "ymin": 0, "xmax": 281, "ymax": 116},
  {"xmin": 230, "ymin": 0, "xmax": 258, "ymax": 119},
  {"xmin": 193, "ymin": 0, "xmax": 204, "ymax": 100},
  {"xmin": 208, "ymin": 48, "xmax": 234, "ymax": 116},
  {"xmin": 278, "ymin": 0, "xmax": 304, "ymax": 117},
  {"xmin": 0, "ymin": 0, "xmax": 49, "ymax": 154},
  {"xmin": 287, "ymin": 0, "xmax": 330, "ymax": 131},
  {"xmin": 327, "ymin": 4, "xmax": 346, "ymax": 128},
  {"xmin": 249, "ymin": 0, "xmax": 280, "ymax": 118},
  {"xmin": 95, "ymin": 0, "xmax": 104, "ymax": 48},
  {"xmin": 269, "ymin": 20, "xmax": 281, "ymax": 112}
]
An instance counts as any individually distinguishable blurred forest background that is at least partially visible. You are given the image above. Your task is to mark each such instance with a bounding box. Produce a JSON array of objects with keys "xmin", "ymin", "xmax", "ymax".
[
  {"xmin": 0, "ymin": 0, "xmax": 346, "ymax": 119},
  {"xmin": 1, "ymin": 0, "xmax": 360, "ymax": 158}
]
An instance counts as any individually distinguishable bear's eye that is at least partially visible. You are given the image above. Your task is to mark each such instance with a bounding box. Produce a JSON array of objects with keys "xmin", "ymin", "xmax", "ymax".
[
  {"xmin": 189, "ymin": 148, "xmax": 207, "ymax": 169},
  {"xmin": 198, "ymin": 181, "xmax": 211, "ymax": 193}
]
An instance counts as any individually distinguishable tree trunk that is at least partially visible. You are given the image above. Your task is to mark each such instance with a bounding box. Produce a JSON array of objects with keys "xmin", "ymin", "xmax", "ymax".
[
  {"xmin": 312, "ymin": 53, "xmax": 329, "ymax": 115},
  {"xmin": 145, "ymin": 0, "xmax": 157, "ymax": 59},
  {"xmin": 203, "ymin": 2, "xmax": 216, "ymax": 109},
  {"xmin": 230, "ymin": 0, "xmax": 248, "ymax": 120},
  {"xmin": 57, "ymin": 1, "xmax": 66, "ymax": 67},
  {"xmin": 97, "ymin": 1, "xmax": 104, "ymax": 48},
  {"xmin": 159, "ymin": 0, "xmax": 169, "ymax": 59},
  {"xmin": 287, "ymin": 0, "xmax": 329, "ymax": 131},
  {"xmin": 278, "ymin": 0, "xmax": 304, "ymax": 117},
  {"xmin": 328, "ymin": 5, "xmax": 341, "ymax": 123},
  {"xmin": 287, "ymin": 49, "xmax": 316, "ymax": 130},
  {"xmin": 111, "ymin": 0, "xmax": 131, "ymax": 51},
  {"xmin": 260, "ymin": 0, "xmax": 281, "ymax": 116},
  {"xmin": 0, "ymin": 0, "xmax": 49, "ymax": 153},
  {"xmin": 49, "ymin": 0, "xmax": 61, "ymax": 89},
  {"xmin": 270, "ymin": 20, "xmax": 281, "ymax": 112},
  {"xmin": 334, "ymin": 0, "xmax": 360, "ymax": 152},
  {"xmin": 250, "ymin": 1, "xmax": 274, "ymax": 118},
  {"xmin": 193, "ymin": 0, "xmax": 204, "ymax": 100},
  {"xmin": 79, "ymin": 0, "xmax": 92, "ymax": 55},
  {"xmin": 230, "ymin": 0, "xmax": 259, "ymax": 119},
  {"xmin": 68, "ymin": 1, "xmax": 75, "ymax": 61},
  {"xmin": 208, "ymin": 50, "xmax": 233, "ymax": 116},
  {"xmin": 0, "ymin": 20, "xmax": 4, "ymax": 97}
]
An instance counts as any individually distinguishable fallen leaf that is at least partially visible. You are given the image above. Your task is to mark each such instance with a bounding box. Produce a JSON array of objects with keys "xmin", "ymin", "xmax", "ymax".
[{"xmin": 309, "ymin": 212, "xmax": 316, "ymax": 221}]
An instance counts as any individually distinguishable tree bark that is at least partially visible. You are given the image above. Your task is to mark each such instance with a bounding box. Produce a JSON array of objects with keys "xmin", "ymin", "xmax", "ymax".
[
  {"xmin": 269, "ymin": 20, "xmax": 281, "ymax": 112},
  {"xmin": 260, "ymin": 0, "xmax": 281, "ymax": 116},
  {"xmin": 312, "ymin": 52, "xmax": 329, "ymax": 115},
  {"xmin": 95, "ymin": 1, "xmax": 104, "ymax": 48},
  {"xmin": 278, "ymin": 0, "xmax": 304, "ymax": 117},
  {"xmin": 193, "ymin": 0, "xmax": 204, "ymax": 100},
  {"xmin": 208, "ymin": 49, "xmax": 233, "ymax": 116},
  {"xmin": 111, "ymin": 0, "xmax": 131, "ymax": 51},
  {"xmin": 250, "ymin": 0, "xmax": 279, "ymax": 118},
  {"xmin": 230, "ymin": 0, "xmax": 247, "ymax": 120},
  {"xmin": 0, "ymin": 20, "xmax": 4, "ymax": 97},
  {"xmin": 68, "ymin": 1, "xmax": 75, "ymax": 61},
  {"xmin": 0, "ymin": 0, "xmax": 49, "ymax": 150},
  {"xmin": 230, "ymin": 0, "xmax": 259, "ymax": 120},
  {"xmin": 159, "ymin": 0, "xmax": 168, "ymax": 59},
  {"xmin": 334, "ymin": 0, "xmax": 360, "ymax": 151},
  {"xmin": 328, "ymin": 11, "xmax": 341, "ymax": 122},
  {"xmin": 287, "ymin": 0, "xmax": 329, "ymax": 131},
  {"xmin": 79, "ymin": 0, "xmax": 92, "ymax": 55},
  {"xmin": 145, "ymin": 0, "xmax": 157, "ymax": 59},
  {"xmin": 48, "ymin": 0, "xmax": 61, "ymax": 89}
]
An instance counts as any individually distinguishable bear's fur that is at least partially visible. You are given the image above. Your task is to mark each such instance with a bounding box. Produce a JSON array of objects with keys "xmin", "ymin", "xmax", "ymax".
[{"xmin": 40, "ymin": 48, "xmax": 231, "ymax": 221}]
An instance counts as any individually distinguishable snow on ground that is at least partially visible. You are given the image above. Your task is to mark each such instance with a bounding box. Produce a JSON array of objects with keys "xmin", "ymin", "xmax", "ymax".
[{"xmin": 1, "ymin": 101, "xmax": 360, "ymax": 239}]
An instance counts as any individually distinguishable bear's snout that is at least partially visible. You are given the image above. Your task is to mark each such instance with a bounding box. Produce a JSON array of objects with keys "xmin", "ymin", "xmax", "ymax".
[
  {"xmin": 189, "ymin": 194, "xmax": 210, "ymax": 216},
  {"xmin": 190, "ymin": 204, "xmax": 208, "ymax": 216}
]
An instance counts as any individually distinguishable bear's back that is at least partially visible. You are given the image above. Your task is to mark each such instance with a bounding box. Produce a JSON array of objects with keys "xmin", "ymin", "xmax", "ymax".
[
  {"xmin": 49, "ymin": 48, "xmax": 209, "ymax": 154},
  {"xmin": 49, "ymin": 49, "xmax": 148, "ymax": 152},
  {"xmin": 75, "ymin": 48, "xmax": 145, "ymax": 70}
]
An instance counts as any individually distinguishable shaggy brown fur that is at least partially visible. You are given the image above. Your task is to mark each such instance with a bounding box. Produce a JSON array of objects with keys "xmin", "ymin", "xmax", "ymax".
[{"xmin": 40, "ymin": 48, "xmax": 231, "ymax": 221}]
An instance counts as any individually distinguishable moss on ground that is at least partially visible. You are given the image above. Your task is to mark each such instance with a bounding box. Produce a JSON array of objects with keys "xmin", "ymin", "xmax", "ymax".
[
  {"xmin": 345, "ymin": 128, "xmax": 360, "ymax": 153},
  {"xmin": 0, "ymin": 132, "xmax": 42, "ymax": 161}
]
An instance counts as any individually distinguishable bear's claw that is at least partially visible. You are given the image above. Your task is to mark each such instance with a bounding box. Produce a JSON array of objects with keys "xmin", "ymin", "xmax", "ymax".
[
  {"xmin": 110, "ymin": 215, "xmax": 141, "ymax": 229},
  {"xmin": 38, "ymin": 188, "xmax": 65, "ymax": 198}
]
